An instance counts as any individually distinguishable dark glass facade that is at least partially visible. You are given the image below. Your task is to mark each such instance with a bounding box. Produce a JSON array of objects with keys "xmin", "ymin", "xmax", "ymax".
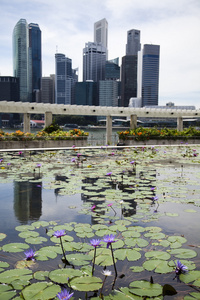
[
  {"xmin": 29, "ymin": 23, "xmax": 42, "ymax": 102},
  {"xmin": 121, "ymin": 55, "xmax": 138, "ymax": 107},
  {"xmin": 55, "ymin": 53, "xmax": 73, "ymax": 105},
  {"xmin": 75, "ymin": 81, "xmax": 98, "ymax": 106},
  {"xmin": 105, "ymin": 60, "xmax": 120, "ymax": 80},
  {"xmin": 0, "ymin": 77, "xmax": 20, "ymax": 101},
  {"xmin": 142, "ymin": 44, "xmax": 160, "ymax": 107}
]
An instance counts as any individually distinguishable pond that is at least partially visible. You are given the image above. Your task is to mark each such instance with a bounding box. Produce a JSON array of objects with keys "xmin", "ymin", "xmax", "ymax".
[{"xmin": 0, "ymin": 145, "xmax": 200, "ymax": 299}]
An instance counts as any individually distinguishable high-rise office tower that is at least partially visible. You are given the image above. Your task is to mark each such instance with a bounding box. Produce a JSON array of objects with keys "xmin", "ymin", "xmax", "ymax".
[
  {"xmin": 94, "ymin": 18, "xmax": 108, "ymax": 58},
  {"xmin": 13, "ymin": 19, "xmax": 42, "ymax": 102},
  {"xmin": 41, "ymin": 75, "xmax": 55, "ymax": 103},
  {"xmin": 126, "ymin": 29, "xmax": 141, "ymax": 55},
  {"xmin": 13, "ymin": 19, "xmax": 29, "ymax": 102},
  {"xmin": 28, "ymin": 23, "xmax": 42, "ymax": 102},
  {"xmin": 121, "ymin": 29, "xmax": 141, "ymax": 107},
  {"xmin": 99, "ymin": 80, "xmax": 118, "ymax": 107},
  {"xmin": 55, "ymin": 53, "xmax": 73, "ymax": 105},
  {"xmin": 105, "ymin": 58, "xmax": 120, "ymax": 80},
  {"xmin": 142, "ymin": 44, "xmax": 160, "ymax": 106},
  {"xmin": 83, "ymin": 42, "xmax": 107, "ymax": 82}
]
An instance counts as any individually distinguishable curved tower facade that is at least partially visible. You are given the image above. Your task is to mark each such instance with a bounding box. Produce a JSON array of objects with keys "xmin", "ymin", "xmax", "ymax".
[{"xmin": 13, "ymin": 19, "xmax": 29, "ymax": 101}]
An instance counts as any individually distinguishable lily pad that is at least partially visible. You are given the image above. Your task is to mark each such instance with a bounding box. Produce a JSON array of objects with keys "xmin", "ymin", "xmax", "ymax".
[
  {"xmin": 129, "ymin": 280, "xmax": 162, "ymax": 297},
  {"xmin": 21, "ymin": 281, "xmax": 60, "ymax": 300},
  {"xmin": 2, "ymin": 243, "xmax": 29, "ymax": 253},
  {"xmin": 0, "ymin": 284, "xmax": 17, "ymax": 299},
  {"xmin": 0, "ymin": 269, "xmax": 33, "ymax": 284},
  {"xmin": 34, "ymin": 271, "xmax": 49, "ymax": 281},
  {"xmin": 145, "ymin": 250, "xmax": 171, "ymax": 260},
  {"xmin": 49, "ymin": 268, "xmax": 83, "ymax": 283},
  {"xmin": 114, "ymin": 249, "xmax": 141, "ymax": 261},
  {"xmin": 70, "ymin": 276, "xmax": 102, "ymax": 291},
  {"xmin": 0, "ymin": 233, "xmax": 6, "ymax": 241},
  {"xmin": 143, "ymin": 259, "xmax": 173, "ymax": 273},
  {"xmin": 170, "ymin": 248, "xmax": 197, "ymax": 259}
]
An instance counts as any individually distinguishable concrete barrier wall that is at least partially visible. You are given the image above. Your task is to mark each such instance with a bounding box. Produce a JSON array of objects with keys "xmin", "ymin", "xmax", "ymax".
[
  {"xmin": 119, "ymin": 138, "xmax": 200, "ymax": 146},
  {"xmin": 0, "ymin": 138, "xmax": 87, "ymax": 150}
]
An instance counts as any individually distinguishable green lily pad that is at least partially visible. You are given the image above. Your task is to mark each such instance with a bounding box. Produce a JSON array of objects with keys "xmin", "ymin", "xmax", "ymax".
[
  {"xmin": 114, "ymin": 249, "xmax": 141, "ymax": 261},
  {"xmin": 18, "ymin": 230, "xmax": 39, "ymax": 239},
  {"xmin": 145, "ymin": 250, "xmax": 171, "ymax": 260},
  {"xmin": 90, "ymin": 248, "xmax": 113, "ymax": 266},
  {"xmin": 15, "ymin": 225, "xmax": 35, "ymax": 231},
  {"xmin": 66, "ymin": 253, "xmax": 93, "ymax": 266},
  {"xmin": 70, "ymin": 276, "xmax": 102, "ymax": 291},
  {"xmin": 125, "ymin": 238, "xmax": 149, "ymax": 248},
  {"xmin": 25, "ymin": 236, "xmax": 48, "ymax": 244},
  {"xmin": 0, "ymin": 233, "xmax": 6, "ymax": 241},
  {"xmin": 143, "ymin": 259, "xmax": 173, "ymax": 273},
  {"xmin": 184, "ymin": 292, "xmax": 200, "ymax": 299},
  {"xmin": 31, "ymin": 221, "xmax": 49, "ymax": 228},
  {"xmin": 34, "ymin": 271, "xmax": 49, "ymax": 281},
  {"xmin": 129, "ymin": 280, "xmax": 162, "ymax": 297},
  {"xmin": 170, "ymin": 248, "xmax": 197, "ymax": 259},
  {"xmin": 0, "ymin": 284, "xmax": 17, "ymax": 299},
  {"xmin": 2, "ymin": 243, "xmax": 29, "ymax": 253},
  {"xmin": 21, "ymin": 281, "xmax": 60, "ymax": 300},
  {"xmin": 0, "ymin": 269, "xmax": 33, "ymax": 284},
  {"xmin": 49, "ymin": 268, "xmax": 83, "ymax": 283},
  {"xmin": 180, "ymin": 270, "xmax": 200, "ymax": 285},
  {"xmin": 36, "ymin": 246, "xmax": 60, "ymax": 261}
]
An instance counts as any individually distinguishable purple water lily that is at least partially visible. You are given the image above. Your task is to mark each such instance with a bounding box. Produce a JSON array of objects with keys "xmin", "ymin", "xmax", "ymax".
[
  {"xmin": 106, "ymin": 172, "xmax": 112, "ymax": 176},
  {"xmin": 103, "ymin": 234, "xmax": 116, "ymax": 249},
  {"xmin": 71, "ymin": 158, "xmax": 76, "ymax": 162},
  {"xmin": 24, "ymin": 249, "xmax": 37, "ymax": 261},
  {"xmin": 90, "ymin": 239, "xmax": 101, "ymax": 248},
  {"xmin": 53, "ymin": 229, "xmax": 66, "ymax": 238},
  {"xmin": 57, "ymin": 289, "xmax": 74, "ymax": 300},
  {"xmin": 175, "ymin": 260, "xmax": 188, "ymax": 275}
]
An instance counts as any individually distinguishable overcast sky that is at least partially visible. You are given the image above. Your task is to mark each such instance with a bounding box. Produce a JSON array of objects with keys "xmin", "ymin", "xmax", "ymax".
[{"xmin": 0, "ymin": 0, "xmax": 200, "ymax": 107}]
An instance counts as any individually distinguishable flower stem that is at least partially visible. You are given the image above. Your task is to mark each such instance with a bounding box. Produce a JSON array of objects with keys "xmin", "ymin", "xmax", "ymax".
[
  {"xmin": 92, "ymin": 247, "xmax": 96, "ymax": 275},
  {"xmin": 110, "ymin": 244, "xmax": 117, "ymax": 277},
  {"xmin": 100, "ymin": 275, "xmax": 107, "ymax": 297},
  {"xmin": 59, "ymin": 236, "xmax": 67, "ymax": 263}
]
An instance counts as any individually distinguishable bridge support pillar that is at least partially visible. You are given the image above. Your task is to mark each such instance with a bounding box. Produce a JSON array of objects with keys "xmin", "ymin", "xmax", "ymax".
[
  {"xmin": 106, "ymin": 115, "xmax": 112, "ymax": 145},
  {"xmin": 45, "ymin": 111, "xmax": 53, "ymax": 128},
  {"xmin": 177, "ymin": 117, "xmax": 183, "ymax": 131},
  {"xmin": 130, "ymin": 114, "xmax": 137, "ymax": 130},
  {"xmin": 23, "ymin": 113, "xmax": 30, "ymax": 133}
]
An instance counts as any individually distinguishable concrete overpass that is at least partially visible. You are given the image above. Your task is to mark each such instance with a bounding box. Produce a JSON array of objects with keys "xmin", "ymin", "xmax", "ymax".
[{"xmin": 0, "ymin": 101, "xmax": 199, "ymax": 144}]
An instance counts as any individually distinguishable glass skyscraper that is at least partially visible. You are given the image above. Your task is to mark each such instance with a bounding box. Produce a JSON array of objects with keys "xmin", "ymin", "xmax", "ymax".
[
  {"xmin": 28, "ymin": 23, "xmax": 42, "ymax": 102},
  {"xmin": 142, "ymin": 44, "xmax": 160, "ymax": 106},
  {"xmin": 13, "ymin": 19, "xmax": 42, "ymax": 102},
  {"xmin": 55, "ymin": 53, "xmax": 72, "ymax": 105},
  {"xmin": 13, "ymin": 19, "xmax": 29, "ymax": 102},
  {"xmin": 83, "ymin": 42, "xmax": 107, "ymax": 82},
  {"xmin": 121, "ymin": 29, "xmax": 141, "ymax": 107}
]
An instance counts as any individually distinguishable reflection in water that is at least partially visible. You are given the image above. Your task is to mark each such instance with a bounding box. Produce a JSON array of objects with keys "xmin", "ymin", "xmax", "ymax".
[{"xmin": 14, "ymin": 181, "xmax": 42, "ymax": 224}]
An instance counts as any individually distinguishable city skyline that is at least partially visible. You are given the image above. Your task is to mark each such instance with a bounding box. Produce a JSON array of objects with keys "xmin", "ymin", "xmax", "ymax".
[{"xmin": 0, "ymin": 0, "xmax": 199, "ymax": 107}]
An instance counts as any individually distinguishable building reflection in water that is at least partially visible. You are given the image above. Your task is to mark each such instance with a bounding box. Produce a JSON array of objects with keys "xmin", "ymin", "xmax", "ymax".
[{"xmin": 14, "ymin": 180, "xmax": 42, "ymax": 224}]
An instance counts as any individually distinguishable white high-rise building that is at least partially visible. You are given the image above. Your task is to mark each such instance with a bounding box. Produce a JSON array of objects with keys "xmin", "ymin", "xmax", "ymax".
[{"xmin": 94, "ymin": 18, "xmax": 108, "ymax": 59}]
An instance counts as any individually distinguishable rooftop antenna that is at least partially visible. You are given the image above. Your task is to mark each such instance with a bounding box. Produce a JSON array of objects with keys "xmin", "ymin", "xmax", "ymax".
[{"xmin": 56, "ymin": 45, "xmax": 58, "ymax": 53}]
